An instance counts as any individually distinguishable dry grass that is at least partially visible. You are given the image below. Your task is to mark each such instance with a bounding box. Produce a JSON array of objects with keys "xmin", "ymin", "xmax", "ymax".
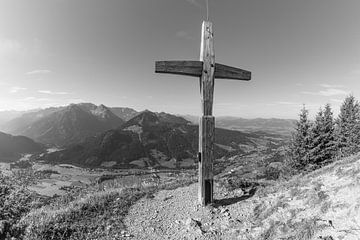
[
  {"xmin": 19, "ymin": 188, "xmax": 145, "ymax": 240},
  {"xmin": 0, "ymin": 172, "xmax": 48, "ymax": 239},
  {"xmin": 240, "ymin": 153, "xmax": 360, "ymax": 240}
]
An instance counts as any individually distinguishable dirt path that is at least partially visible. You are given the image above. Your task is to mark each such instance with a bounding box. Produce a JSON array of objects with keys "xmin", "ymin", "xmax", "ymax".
[{"xmin": 124, "ymin": 183, "xmax": 253, "ymax": 240}]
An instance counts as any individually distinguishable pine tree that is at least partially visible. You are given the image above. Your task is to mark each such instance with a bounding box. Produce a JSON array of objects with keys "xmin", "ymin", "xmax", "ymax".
[
  {"xmin": 309, "ymin": 104, "xmax": 336, "ymax": 166},
  {"xmin": 336, "ymin": 95, "xmax": 360, "ymax": 156},
  {"xmin": 308, "ymin": 107, "xmax": 324, "ymax": 166},
  {"xmin": 288, "ymin": 105, "xmax": 312, "ymax": 170},
  {"xmin": 322, "ymin": 104, "xmax": 337, "ymax": 160}
]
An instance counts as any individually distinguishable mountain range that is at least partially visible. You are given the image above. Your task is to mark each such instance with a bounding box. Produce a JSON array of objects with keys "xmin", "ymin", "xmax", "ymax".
[
  {"xmin": 0, "ymin": 103, "xmax": 127, "ymax": 146},
  {"xmin": 0, "ymin": 103, "xmax": 292, "ymax": 167},
  {"xmin": 41, "ymin": 110, "xmax": 287, "ymax": 168}
]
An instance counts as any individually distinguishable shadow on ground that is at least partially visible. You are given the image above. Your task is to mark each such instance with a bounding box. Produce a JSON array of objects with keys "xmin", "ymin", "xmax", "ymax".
[{"xmin": 214, "ymin": 188, "xmax": 257, "ymax": 206}]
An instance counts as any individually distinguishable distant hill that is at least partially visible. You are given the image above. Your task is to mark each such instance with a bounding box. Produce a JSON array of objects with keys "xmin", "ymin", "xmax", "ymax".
[
  {"xmin": 183, "ymin": 115, "xmax": 296, "ymax": 136},
  {"xmin": 0, "ymin": 131, "xmax": 44, "ymax": 162},
  {"xmin": 42, "ymin": 110, "xmax": 287, "ymax": 168},
  {"xmin": 1, "ymin": 107, "xmax": 65, "ymax": 134},
  {"xmin": 0, "ymin": 110, "xmax": 26, "ymax": 128},
  {"xmin": 0, "ymin": 109, "xmax": 49, "ymax": 130},
  {"xmin": 1, "ymin": 103, "xmax": 124, "ymax": 147},
  {"xmin": 180, "ymin": 114, "xmax": 199, "ymax": 124},
  {"xmin": 110, "ymin": 107, "xmax": 138, "ymax": 121},
  {"xmin": 156, "ymin": 112, "xmax": 190, "ymax": 125}
]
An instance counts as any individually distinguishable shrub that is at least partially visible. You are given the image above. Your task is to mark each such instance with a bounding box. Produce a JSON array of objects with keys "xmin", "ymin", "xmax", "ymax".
[
  {"xmin": 0, "ymin": 173, "xmax": 47, "ymax": 239},
  {"xmin": 264, "ymin": 162, "xmax": 284, "ymax": 180}
]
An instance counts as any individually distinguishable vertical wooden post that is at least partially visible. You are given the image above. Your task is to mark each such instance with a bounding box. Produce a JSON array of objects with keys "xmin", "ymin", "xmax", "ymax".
[
  {"xmin": 200, "ymin": 21, "xmax": 215, "ymax": 116},
  {"xmin": 155, "ymin": 19, "xmax": 251, "ymax": 207},
  {"xmin": 199, "ymin": 21, "xmax": 215, "ymax": 206}
]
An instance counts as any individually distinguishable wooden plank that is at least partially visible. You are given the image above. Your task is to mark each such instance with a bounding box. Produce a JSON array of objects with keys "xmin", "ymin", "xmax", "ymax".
[
  {"xmin": 155, "ymin": 61, "xmax": 203, "ymax": 77},
  {"xmin": 198, "ymin": 21, "xmax": 215, "ymax": 206},
  {"xmin": 199, "ymin": 21, "xmax": 215, "ymax": 116},
  {"xmin": 215, "ymin": 63, "xmax": 251, "ymax": 81},
  {"xmin": 199, "ymin": 116, "xmax": 215, "ymax": 206}
]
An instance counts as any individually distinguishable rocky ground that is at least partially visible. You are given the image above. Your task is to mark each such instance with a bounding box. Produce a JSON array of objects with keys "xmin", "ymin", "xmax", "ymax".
[
  {"xmin": 125, "ymin": 154, "xmax": 360, "ymax": 240},
  {"xmin": 125, "ymin": 183, "xmax": 250, "ymax": 240}
]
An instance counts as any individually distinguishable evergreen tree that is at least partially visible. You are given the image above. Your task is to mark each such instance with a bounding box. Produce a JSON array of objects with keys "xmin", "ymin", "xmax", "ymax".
[
  {"xmin": 288, "ymin": 105, "xmax": 312, "ymax": 170},
  {"xmin": 336, "ymin": 95, "xmax": 360, "ymax": 156},
  {"xmin": 309, "ymin": 104, "xmax": 336, "ymax": 166},
  {"xmin": 308, "ymin": 107, "xmax": 324, "ymax": 165},
  {"xmin": 322, "ymin": 104, "xmax": 337, "ymax": 159}
]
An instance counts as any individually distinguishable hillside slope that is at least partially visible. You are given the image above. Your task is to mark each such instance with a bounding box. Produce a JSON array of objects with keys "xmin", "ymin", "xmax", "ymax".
[
  {"xmin": 110, "ymin": 107, "xmax": 138, "ymax": 121},
  {"xmin": 125, "ymin": 154, "xmax": 360, "ymax": 240},
  {"xmin": 0, "ymin": 132, "xmax": 44, "ymax": 162},
  {"xmin": 0, "ymin": 110, "xmax": 27, "ymax": 127},
  {"xmin": 1, "ymin": 107, "xmax": 62, "ymax": 133}
]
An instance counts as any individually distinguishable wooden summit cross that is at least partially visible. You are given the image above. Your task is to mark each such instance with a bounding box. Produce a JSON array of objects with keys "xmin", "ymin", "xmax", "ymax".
[{"xmin": 155, "ymin": 21, "xmax": 251, "ymax": 206}]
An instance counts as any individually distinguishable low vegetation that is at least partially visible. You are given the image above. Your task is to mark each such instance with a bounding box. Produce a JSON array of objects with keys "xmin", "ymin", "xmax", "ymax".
[
  {"xmin": 0, "ymin": 167, "xmax": 196, "ymax": 240},
  {"xmin": 0, "ymin": 172, "xmax": 49, "ymax": 239},
  {"xmin": 19, "ymin": 188, "xmax": 145, "ymax": 240}
]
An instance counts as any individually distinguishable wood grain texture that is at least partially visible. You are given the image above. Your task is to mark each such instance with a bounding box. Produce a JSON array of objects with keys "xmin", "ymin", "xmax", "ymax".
[
  {"xmin": 198, "ymin": 21, "xmax": 215, "ymax": 206},
  {"xmin": 155, "ymin": 61, "xmax": 203, "ymax": 77},
  {"xmin": 155, "ymin": 61, "xmax": 251, "ymax": 81},
  {"xmin": 200, "ymin": 21, "xmax": 215, "ymax": 116},
  {"xmin": 199, "ymin": 116, "xmax": 215, "ymax": 206},
  {"xmin": 215, "ymin": 63, "xmax": 251, "ymax": 81},
  {"xmin": 154, "ymin": 20, "xmax": 252, "ymax": 207}
]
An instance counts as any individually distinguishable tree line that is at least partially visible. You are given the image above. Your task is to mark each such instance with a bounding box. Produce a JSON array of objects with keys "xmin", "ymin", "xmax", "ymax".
[{"xmin": 288, "ymin": 95, "xmax": 360, "ymax": 171}]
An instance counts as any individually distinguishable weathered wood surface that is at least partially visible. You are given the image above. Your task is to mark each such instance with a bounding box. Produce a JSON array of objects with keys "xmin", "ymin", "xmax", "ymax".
[
  {"xmin": 155, "ymin": 61, "xmax": 203, "ymax": 77},
  {"xmin": 155, "ymin": 61, "xmax": 251, "ymax": 81},
  {"xmin": 199, "ymin": 116, "xmax": 215, "ymax": 206},
  {"xmin": 154, "ymin": 20, "xmax": 252, "ymax": 206},
  {"xmin": 200, "ymin": 21, "xmax": 215, "ymax": 116},
  {"xmin": 198, "ymin": 21, "xmax": 215, "ymax": 206},
  {"xmin": 215, "ymin": 63, "xmax": 251, "ymax": 81}
]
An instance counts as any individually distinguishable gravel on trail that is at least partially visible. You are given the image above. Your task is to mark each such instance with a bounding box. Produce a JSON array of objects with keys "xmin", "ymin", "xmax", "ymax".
[{"xmin": 124, "ymin": 183, "xmax": 254, "ymax": 240}]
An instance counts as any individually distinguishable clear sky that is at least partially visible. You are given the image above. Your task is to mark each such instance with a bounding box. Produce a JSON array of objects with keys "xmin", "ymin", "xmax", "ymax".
[{"xmin": 0, "ymin": 0, "xmax": 360, "ymax": 119}]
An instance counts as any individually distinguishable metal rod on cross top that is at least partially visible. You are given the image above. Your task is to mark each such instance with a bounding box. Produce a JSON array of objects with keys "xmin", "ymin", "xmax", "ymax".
[{"xmin": 155, "ymin": 21, "xmax": 251, "ymax": 206}]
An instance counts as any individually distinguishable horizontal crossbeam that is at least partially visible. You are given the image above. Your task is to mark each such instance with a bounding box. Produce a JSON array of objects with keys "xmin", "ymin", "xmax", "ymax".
[
  {"xmin": 155, "ymin": 61, "xmax": 203, "ymax": 77},
  {"xmin": 155, "ymin": 61, "xmax": 251, "ymax": 81},
  {"xmin": 214, "ymin": 63, "xmax": 251, "ymax": 81}
]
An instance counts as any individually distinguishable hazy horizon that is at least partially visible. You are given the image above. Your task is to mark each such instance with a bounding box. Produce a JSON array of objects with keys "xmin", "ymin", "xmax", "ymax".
[
  {"xmin": 1, "ymin": 0, "xmax": 360, "ymax": 118},
  {"xmin": 0, "ymin": 101, "xmax": 334, "ymax": 121}
]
